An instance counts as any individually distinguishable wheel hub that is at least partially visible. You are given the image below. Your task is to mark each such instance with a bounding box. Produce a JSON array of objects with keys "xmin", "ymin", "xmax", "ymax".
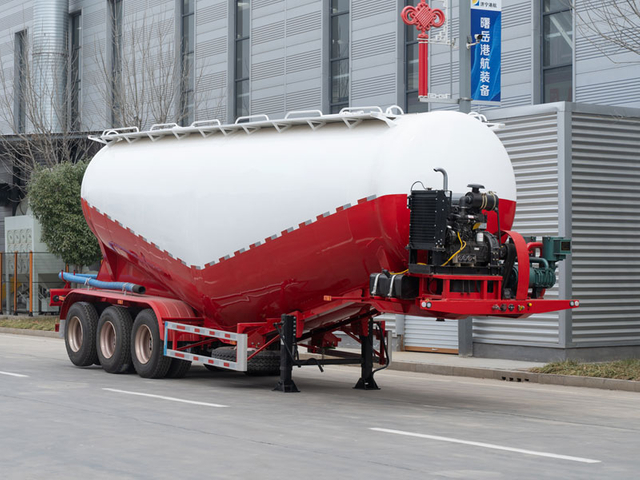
[
  {"xmin": 99, "ymin": 321, "xmax": 116, "ymax": 359},
  {"xmin": 67, "ymin": 315, "xmax": 83, "ymax": 353},
  {"xmin": 135, "ymin": 324, "xmax": 153, "ymax": 365}
]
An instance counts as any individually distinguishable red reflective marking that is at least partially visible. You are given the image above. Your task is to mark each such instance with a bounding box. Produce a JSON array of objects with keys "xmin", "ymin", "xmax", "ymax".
[
  {"xmin": 208, "ymin": 359, "xmax": 215, "ymax": 364},
  {"xmin": 194, "ymin": 356, "xmax": 200, "ymax": 361},
  {"xmin": 176, "ymin": 353, "xmax": 185, "ymax": 358},
  {"xmin": 194, "ymin": 328, "xmax": 201, "ymax": 333},
  {"xmin": 223, "ymin": 362, "xmax": 230, "ymax": 367},
  {"xmin": 224, "ymin": 334, "xmax": 230, "ymax": 338},
  {"xmin": 177, "ymin": 325, "xmax": 186, "ymax": 330}
]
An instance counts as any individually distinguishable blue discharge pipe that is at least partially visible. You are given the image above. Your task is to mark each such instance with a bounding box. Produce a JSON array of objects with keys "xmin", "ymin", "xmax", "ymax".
[
  {"xmin": 59, "ymin": 272, "xmax": 146, "ymax": 294},
  {"xmin": 71, "ymin": 273, "xmax": 98, "ymax": 279}
]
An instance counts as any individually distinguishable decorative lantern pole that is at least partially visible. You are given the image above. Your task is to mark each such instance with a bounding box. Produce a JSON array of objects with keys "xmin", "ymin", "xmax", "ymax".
[{"xmin": 401, "ymin": 1, "xmax": 446, "ymax": 98}]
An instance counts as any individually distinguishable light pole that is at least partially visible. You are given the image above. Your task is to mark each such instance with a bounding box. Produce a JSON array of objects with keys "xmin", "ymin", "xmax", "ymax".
[{"xmin": 458, "ymin": 1, "xmax": 471, "ymax": 113}]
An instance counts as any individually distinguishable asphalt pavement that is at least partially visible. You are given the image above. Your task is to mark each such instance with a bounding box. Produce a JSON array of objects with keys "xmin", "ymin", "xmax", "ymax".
[{"xmin": 2, "ymin": 333, "xmax": 640, "ymax": 479}]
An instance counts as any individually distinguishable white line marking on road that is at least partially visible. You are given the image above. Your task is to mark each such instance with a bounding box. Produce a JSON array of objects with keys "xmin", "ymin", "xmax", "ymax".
[
  {"xmin": 103, "ymin": 388, "xmax": 228, "ymax": 408},
  {"xmin": 0, "ymin": 370, "xmax": 28, "ymax": 378},
  {"xmin": 370, "ymin": 428, "xmax": 601, "ymax": 464}
]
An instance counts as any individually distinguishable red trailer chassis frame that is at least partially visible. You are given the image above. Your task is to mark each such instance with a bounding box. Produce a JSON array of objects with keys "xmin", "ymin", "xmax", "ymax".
[{"xmin": 52, "ymin": 230, "xmax": 577, "ymax": 390}]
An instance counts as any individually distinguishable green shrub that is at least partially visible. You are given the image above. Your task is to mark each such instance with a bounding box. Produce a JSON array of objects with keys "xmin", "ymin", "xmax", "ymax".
[{"xmin": 28, "ymin": 161, "xmax": 102, "ymax": 267}]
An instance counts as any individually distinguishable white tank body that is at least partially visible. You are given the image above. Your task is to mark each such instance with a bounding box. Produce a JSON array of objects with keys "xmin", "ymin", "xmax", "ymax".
[{"xmin": 82, "ymin": 110, "xmax": 516, "ymax": 270}]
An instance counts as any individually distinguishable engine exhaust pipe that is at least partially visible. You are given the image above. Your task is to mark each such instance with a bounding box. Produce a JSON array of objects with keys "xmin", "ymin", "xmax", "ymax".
[{"xmin": 434, "ymin": 168, "xmax": 448, "ymax": 191}]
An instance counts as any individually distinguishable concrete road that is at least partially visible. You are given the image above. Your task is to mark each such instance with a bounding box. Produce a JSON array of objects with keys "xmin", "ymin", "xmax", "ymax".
[{"xmin": 1, "ymin": 333, "xmax": 639, "ymax": 479}]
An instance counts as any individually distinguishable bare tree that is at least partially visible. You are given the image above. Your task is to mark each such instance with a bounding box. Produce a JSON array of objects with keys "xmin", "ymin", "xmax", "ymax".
[
  {"xmin": 0, "ymin": 33, "xmax": 96, "ymax": 198},
  {"xmin": 573, "ymin": 0, "xmax": 640, "ymax": 62},
  {"xmin": 93, "ymin": 9, "xmax": 213, "ymax": 130},
  {"xmin": 0, "ymin": 8, "xmax": 224, "ymax": 203}
]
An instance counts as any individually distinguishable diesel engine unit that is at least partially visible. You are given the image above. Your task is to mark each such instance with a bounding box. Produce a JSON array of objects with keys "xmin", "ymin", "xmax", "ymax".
[{"xmin": 370, "ymin": 181, "xmax": 571, "ymax": 304}]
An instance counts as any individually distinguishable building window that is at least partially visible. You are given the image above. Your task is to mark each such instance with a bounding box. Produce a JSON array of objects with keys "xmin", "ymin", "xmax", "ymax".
[
  {"xmin": 181, "ymin": 0, "xmax": 195, "ymax": 126},
  {"xmin": 235, "ymin": 0, "xmax": 250, "ymax": 119},
  {"xmin": 542, "ymin": 0, "xmax": 573, "ymax": 102},
  {"xmin": 69, "ymin": 12, "xmax": 81, "ymax": 131},
  {"xmin": 109, "ymin": 0, "xmax": 123, "ymax": 126},
  {"xmin": 330, "ymin": 0, "xmax": 349, "ymax": 114},
  {"xmin": 404, "ymin": 0, "xmax": 428, "ymax": 113},
  {"xmin": 14, "ymin": 30, "xmax": 27, "ymax": 133}
]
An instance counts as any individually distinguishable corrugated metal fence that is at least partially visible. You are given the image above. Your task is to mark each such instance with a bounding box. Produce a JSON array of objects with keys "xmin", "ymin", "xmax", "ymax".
[
  {"xmin": 475, "ymin": 108, "xmax": 563, "ymax": 347},
  {"xmin": 571, "ymin": 112, "xmax": 640, "ymax": 345},
  {"xmin": 477, "ymin": 103, "xmax": 640, "ymax": 353}
]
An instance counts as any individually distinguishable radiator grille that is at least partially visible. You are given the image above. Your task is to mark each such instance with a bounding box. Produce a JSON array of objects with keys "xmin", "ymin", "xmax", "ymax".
[{"xmin": 409, "ymin": 190, "xmax": 449, "ymax": 251}]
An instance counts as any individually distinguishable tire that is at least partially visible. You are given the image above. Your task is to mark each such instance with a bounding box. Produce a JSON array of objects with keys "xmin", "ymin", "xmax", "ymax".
[
  {"xmin": 96, "ymin": 306, "xmax": 133, "ymax": 374},
  {"xmin": 211, "ymin": 347, "xmax": 281, "ymax": 377},
  {"xmin": 166, "ymin": 358, "xmax": 192, "ymax": 378},
  {"xmin": 245, "ymin": 350, "xmax": 281, "ymax": 377},
  {"xmin": 131, "ymin": 309, "xmax": 171, "ymax": 379},
  {"xmin": 65, "ymin": 302, "xmax": 99, "ymax": 367}
]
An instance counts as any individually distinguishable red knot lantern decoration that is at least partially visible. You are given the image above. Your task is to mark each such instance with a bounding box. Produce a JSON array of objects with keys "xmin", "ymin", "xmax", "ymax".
[{"xmin": 401, "ymin": 1, "xmax": 446, "ymax": 97}]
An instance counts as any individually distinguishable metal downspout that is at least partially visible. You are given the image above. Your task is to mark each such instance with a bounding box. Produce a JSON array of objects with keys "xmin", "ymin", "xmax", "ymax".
[{"xmin": 33, "ymin": 0, "xmax": 69, "ymax": 133}]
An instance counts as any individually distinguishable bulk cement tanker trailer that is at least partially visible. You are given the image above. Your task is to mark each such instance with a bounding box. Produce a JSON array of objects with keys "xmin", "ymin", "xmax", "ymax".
[{"xmin": 52, "ymin": 107, "xmax": 578, "ymax": 391}]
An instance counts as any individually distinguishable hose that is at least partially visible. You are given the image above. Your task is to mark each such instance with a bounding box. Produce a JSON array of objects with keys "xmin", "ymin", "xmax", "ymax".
[
  {"xmin": 59, "ymin": 271, "xmax": 146, "ymax": 294},
  {"xmin": 441, "ymin": 232, "xmax": 467, "ymax": 267},
  {"xmin": 372, "ymin": 321, "xmax": 391, "ymax": 375}
]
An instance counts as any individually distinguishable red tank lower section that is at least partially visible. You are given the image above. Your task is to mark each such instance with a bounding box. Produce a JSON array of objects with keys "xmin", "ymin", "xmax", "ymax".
[{"xmin": 82, "ymin": 195, "xmax": 516, "ymax": 334}]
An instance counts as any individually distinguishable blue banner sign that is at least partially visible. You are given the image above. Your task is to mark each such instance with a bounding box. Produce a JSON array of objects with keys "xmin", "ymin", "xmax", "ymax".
[{"xmin": 471, "ymin": 0, "xmax": 501, "ymax": 102}]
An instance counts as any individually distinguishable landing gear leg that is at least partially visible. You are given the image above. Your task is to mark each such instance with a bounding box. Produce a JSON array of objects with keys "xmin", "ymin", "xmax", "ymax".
[
  {"xmin": 274, "ymin": 314, "xmax": 300, "ymax": 393},
  {"xmin": 354, "ymin": 318, "xmax": 380, "ymax": 390}
]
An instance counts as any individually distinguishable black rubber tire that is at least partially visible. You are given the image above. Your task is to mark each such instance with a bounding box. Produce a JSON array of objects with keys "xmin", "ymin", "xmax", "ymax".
[
  {"xmin": 131, "ymin": 309, "xmax": 171, "ymax": 379},
  {"xmin": 244, "ymin": 350, "xmax": 281, "ymax": 377},
  {"xmin": 96, "ymin": 306, "xmax": 133, "ymax": 374},
  {"xmin": 65, "ymin": 302, "xmax": 99, "ymax": 367},
  {"xmin": 166, "ymin": 358, "xmax": 192, "ymax": 378},
  {"xmin": 211, "ymin": 347, "xmax": 281, "ymax": 377}
]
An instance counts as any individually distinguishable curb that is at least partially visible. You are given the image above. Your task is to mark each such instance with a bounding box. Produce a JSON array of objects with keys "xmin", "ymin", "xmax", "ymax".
[
  {"xmin": 0, "ymin": 327, "xmax": 60, "ymax": 338},
  {"xmin": 387, "ymin": 361, "xmax": 640, "ymax": 393},
  {"xmin": 2, "ymin": 328, "xmax": 638, "ymax": 392}
]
